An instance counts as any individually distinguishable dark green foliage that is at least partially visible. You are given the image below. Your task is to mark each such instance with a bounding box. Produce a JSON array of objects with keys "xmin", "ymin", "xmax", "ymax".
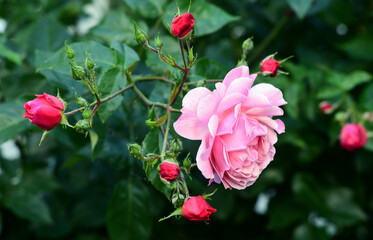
[{"xmin": 1, "ymin": 0, "xmax": 373, "ymax": 240}]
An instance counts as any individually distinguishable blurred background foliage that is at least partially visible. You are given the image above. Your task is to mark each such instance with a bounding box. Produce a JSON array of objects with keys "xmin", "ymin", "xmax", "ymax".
[{"xmin": 1, "ymin": 0, "xmax": 373, "ymax": 239}]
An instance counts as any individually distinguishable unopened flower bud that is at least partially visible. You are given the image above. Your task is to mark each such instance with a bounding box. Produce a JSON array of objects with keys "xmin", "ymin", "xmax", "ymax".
[
  {"xmin": 65, "ymin": 41, "xmax": 75, "ymax": 60},
  {"xmin": 171, "ymin": 13, "xmax": 195, "ymax": 39},
  {"xmin": 85, "ymin": 52, "xmax": 95, "ymax": 70},
  {"xmin": 82, "ymin": 108, "xmax": 92, "ymax": 120},
  {"xmin": 154, "ymin": 33, "xmax": 163, "ymax": 49},
  {"xmin": 75, "ymin": 92, "xmax": 87, "ymax": 107},
  {"xmin": 170, "ymin": 138, "xmax": 182, "ymax": 153},
  {"xmin": 159, "ymin": 161, "xmax": 180, "ymax": 181},
  {"xmin": 127, "ymin": 143, "xmax": 143, "ymax": 159},
  {"xmin": 335, "ymin": 111, "xmax": 347, "ymax": 122},
  {"xmin": 70, "ymin": 62, "xmax": 85, "ymax": 80},
  {"xmin": 133, "ymin": 20, "xmax": 148, "ymax": 45},
  {"xmin": 362, "ymin": 112, "xmax": 373, "ymax": 122},
  {"xmin": 172, "ymin": 193, "xmax": 185, "ymax": 207},
  {"xmin": 196, "ymin": 79, "xmax": 206, "ymax": 88},
  {"xmin": 319, "ymin": 101, "xmax": 333, "ymax": 114},
  {"xmin": 242, "ymin": 37, "xmax": 254, "ymax": 54},
  {"xmin": 75, "ymin": 119, "xmax": 90, "ymax": 133},
  {"xmin": 260, "ymin": 58, "xmax": 280, "ymax": 77},
  {"xmin": 183, "ymin": 156, "xmax": 191, "ymax": 169}
]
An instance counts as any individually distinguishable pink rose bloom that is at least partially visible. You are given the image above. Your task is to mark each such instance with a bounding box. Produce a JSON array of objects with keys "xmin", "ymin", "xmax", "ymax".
[
  {"xmin": 340, "ymin": 123, "xmax": 368, "ymax": 151},
  {"xmin": 174, "ymin": 66, "xmax": 287, "ymax": 190}
]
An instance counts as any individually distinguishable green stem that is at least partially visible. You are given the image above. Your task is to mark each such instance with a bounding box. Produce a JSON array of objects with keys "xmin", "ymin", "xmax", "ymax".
[
  {"xmin": 169, "ymin": 40, "xmax": 190, "ymax": 106},
  {"xmin": 247, "ymin": 15, "xmax": 290, "ymax": 65},
  {"xmin": 179, "ymin": 171, "xmax": 189, "ymax": 198},
  {"xmin": 146, "ymin": 44, "xmax": 185, "ymax": 72},
  {"xmin": 160, "ymin": 112, "xmax": 171, "ymax": 161},
  {"xmin": 134, "ymin": 76, "xmax": 175, "ymax": 85}
]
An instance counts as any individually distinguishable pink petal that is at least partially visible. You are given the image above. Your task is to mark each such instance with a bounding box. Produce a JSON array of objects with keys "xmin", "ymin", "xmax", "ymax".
[
  {"xmin": 216, "ymin": 107, "xmax": 239, "ymax": 136},
  {"xmin": 220, "ymin": 116, "xmax": 250, "ymax": 151},
  {"xmin": 216, "ymin": 93, "xmax": 246, "ymax": 115},
  {"xmin": 225, "ymin": 77, "xmax": 255, "ymax": 96},
  {"xmin": 253, "ymin": 116, "xmax": 285, "ymax": 134},
  {"xmin": 210, "ymin": 136, "xmax": 230, "ymax": 177},
  {"xmin": 250, "ymin": 83, "xmax": 287, "ymax": 106},
  {"xmin": 245, "ymin": 106, "xmax": 284, "ymax": 117},
  {"xmin": 197, "ymin": 91, "xmax": 219, "ymax": 124},
  {"xmin": 242, "ymin": 94, "xmax": 271, "ymax": 109},
  {"xmin": 182, "ymin": 87, "xmax": 211, "ymax": 110},
  {"xmin": 196, "ymin": 135, "xmax": 215, "ymax": 179},
  {"xmin": 208, "ymin": 114, "xmax": 219, "ymax": 137},
  {"xmin": 223, "ymin": 66, "xmax": 251, "ymax": 87},
  {"xmin": 173, "ymin": 111, "xmax": 208, "ymax": 140}
]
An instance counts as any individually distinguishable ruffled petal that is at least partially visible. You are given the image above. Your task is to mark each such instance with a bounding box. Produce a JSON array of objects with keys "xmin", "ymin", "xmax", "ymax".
[
  {"xmin": 250, "ymin": 83, "xmax": 287, "ymax": 106},
  {"xmin": 173, "ymin": 111, "xmax": 208, "ymax": 140},
  {"xmin": 223, "ymin": 66, "xmax": 251, "ymax": 87}
]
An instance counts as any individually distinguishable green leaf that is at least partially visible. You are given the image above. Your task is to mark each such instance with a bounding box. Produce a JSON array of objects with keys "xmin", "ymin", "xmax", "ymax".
[
  {"xmin": 89, "ymin": 130, "xmax": 99, "ymax": 153},
  {"xmin": 0, "ymin": 43, "xmax": 22, "ymax": 65},
  {"xmin": 106, "ymin": 180, "xmax": 152, "ymax": 240},
  {"xmin": 97, "ymin": 68, "xmax": 127, "ymax": 123},
  {"xmin": 292, "ymin": 224, "xmax": 329, "ymax": 240},
  {"xmin": 192, "ymin": 58, "xmax": 229, "ymax": 79},
  {"xmin": 324, "ymin": 188, "xmax": 367, "ymax": 226},
  {"xmin": 141, "ymin": 129, "xmax": 171, "ymax": 198},
  {"xmin": 3, "ymin": 189, "xmax": 52, "ymax": 224},
  {"xmin": 0, "ymin": 102, "xmax": 28, "ymax": 144},
  {"xmin": 359, "ymin": 82, "xmax": 373, "ymax": 110},
  {"xmin": 164, "ymin": 0, "xmax": 239, "ymax": 37},
  {"xmin": 286, "ymin": 0, "xmax": 313, "ymax": 19},
  {"xmin": 292, "ymin": 174, "xmax": 326, "ymax": 210},
  {"xmin": 110, "ymin": 40, "xmax": 139, "ymax": 71},
  {"xmin": 36, "ymin": 41, "xmax": 117, "ymax": 91},
  {"xmin": 326, "ymin": 70, "xmax": 372, "ymax": 91},
  {"xmin": 267, "ymin": 199, "xmax": 308, "ymax": 230},
  {"xmin": 159, "ymin": 207, "xmax": 182, "ymax": 222},
  {"xmin": 90, "ymin": 9, "xmax": 148, "ymax": 46},
  {"xmin": 338, "ymin": 34, "xmax": 373, "ymax": 61},
  {"xmin": 123, "ymin": 0, "xmax": 167, "ymax": 19},
  {"xmin": 316, "ymin": 87, "xmax": 343, "ymax": 99}
]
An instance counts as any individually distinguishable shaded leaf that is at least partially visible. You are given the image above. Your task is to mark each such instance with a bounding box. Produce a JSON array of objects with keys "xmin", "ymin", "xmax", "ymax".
[
  {"xmin": 123, "ymin": 0, "xmax": 167, "ymax": 19},
  {"xmin": 292, "ymin": 224, "xmax": 329, "ymax": 240},
  {"xmin": 97, "ymin": 68, "xmax": 127, "ymax": 123},
  {"xmin": 0, "ymin": 43, "xmax": 21, "ymax": 65},
  {"xmin": 106, "ymin": 180, "xmax": 152, "ymax": 240},
  {"xmin": 286, "ymin": 0, "xmax": 313, "ymax": 19},
  {"xmin": 3, "ymin": 190, "xmax": 52, "ymax": 224},
  {"xmin": 110, "ymin": 40, "xmax": 139, "ymax": 71},
  {"xmin": 0, "ymin": 102, "xmax": 28, "ymax": 144}
]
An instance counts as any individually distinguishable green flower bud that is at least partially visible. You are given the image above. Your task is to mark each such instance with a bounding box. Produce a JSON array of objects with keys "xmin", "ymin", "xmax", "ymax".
[
  {"xmin": 70, "ymin": 62, "xmax": 85, "ymax": 80},
  {"xmin": 196, "ymin": 79, "xmax": 206, "ymax": 88},
  {"xmin": 75, "ymin": 92, "xmax": 87, "ymax": 107},
  {"xmin": 75, "ymin": 119, "xmax": 90, "ymax": 133},
  {"xmin": 82, "ymin": 108, "xmax": 92, "ymax": 120},
  {"xmin": 183, "ymin": 156, "xmax": 191, "ymax": 169},
  {"xmin": 173, "ymin": 71, "xmax": 183, "ymax": 85},
  {"xmin": 85, "ymin": 52, "xmax": 95, "ymax": 70},
  {"xmin": 170, "ymin": 138, "xmax": 182, "ymax": 153},
  {"xmin": 133, "ymin": 20, "xmax": 148, "ymax": 45},
  {"xmin": 171, "ymin": 193, "xmax": 185, "ymax": 208},
  {"xmin": 154, "ymin": 32, "xmax": 163, "ymax": 49},
  {"xmin": 65, "ymin": 41, "xmax": 75, "ymax": 60},
  {"xmin": 127, "ymin": 143, "xmax": 143, "ymax": 159},
  {"xmin": 242, "ymin": 37, "xmax": 254, "ymax": 54},
  {"xmin": 335, "ymin": 111, "xmax": 348, "ymax": 122}
]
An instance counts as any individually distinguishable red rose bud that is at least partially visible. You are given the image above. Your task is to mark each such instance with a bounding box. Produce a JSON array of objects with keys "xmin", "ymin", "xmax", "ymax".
[
  {"xmin": 159, "ymin": 161, "xmax": 180, "ymax": 181},
  {"xmin": 260, "ymin": 58, "xmax": 280, "ymax": 77},
  {"xmin": 171, "ymin": 13, "xmax": 195, "ymax": 39},
  {"xmin": 319, "ymin": 101, "xmax": 333, "ymax": 114},
  {"xmin": 24, "ymin": 93, "xmax": 64, "ymax": 130},
  {"xmin": 340, "ymin": 123, "xmax": 368, "ymax": 151},
  {"xmin": 182, "ymin": 196, "xmax": 217, "ymax": 221}
]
